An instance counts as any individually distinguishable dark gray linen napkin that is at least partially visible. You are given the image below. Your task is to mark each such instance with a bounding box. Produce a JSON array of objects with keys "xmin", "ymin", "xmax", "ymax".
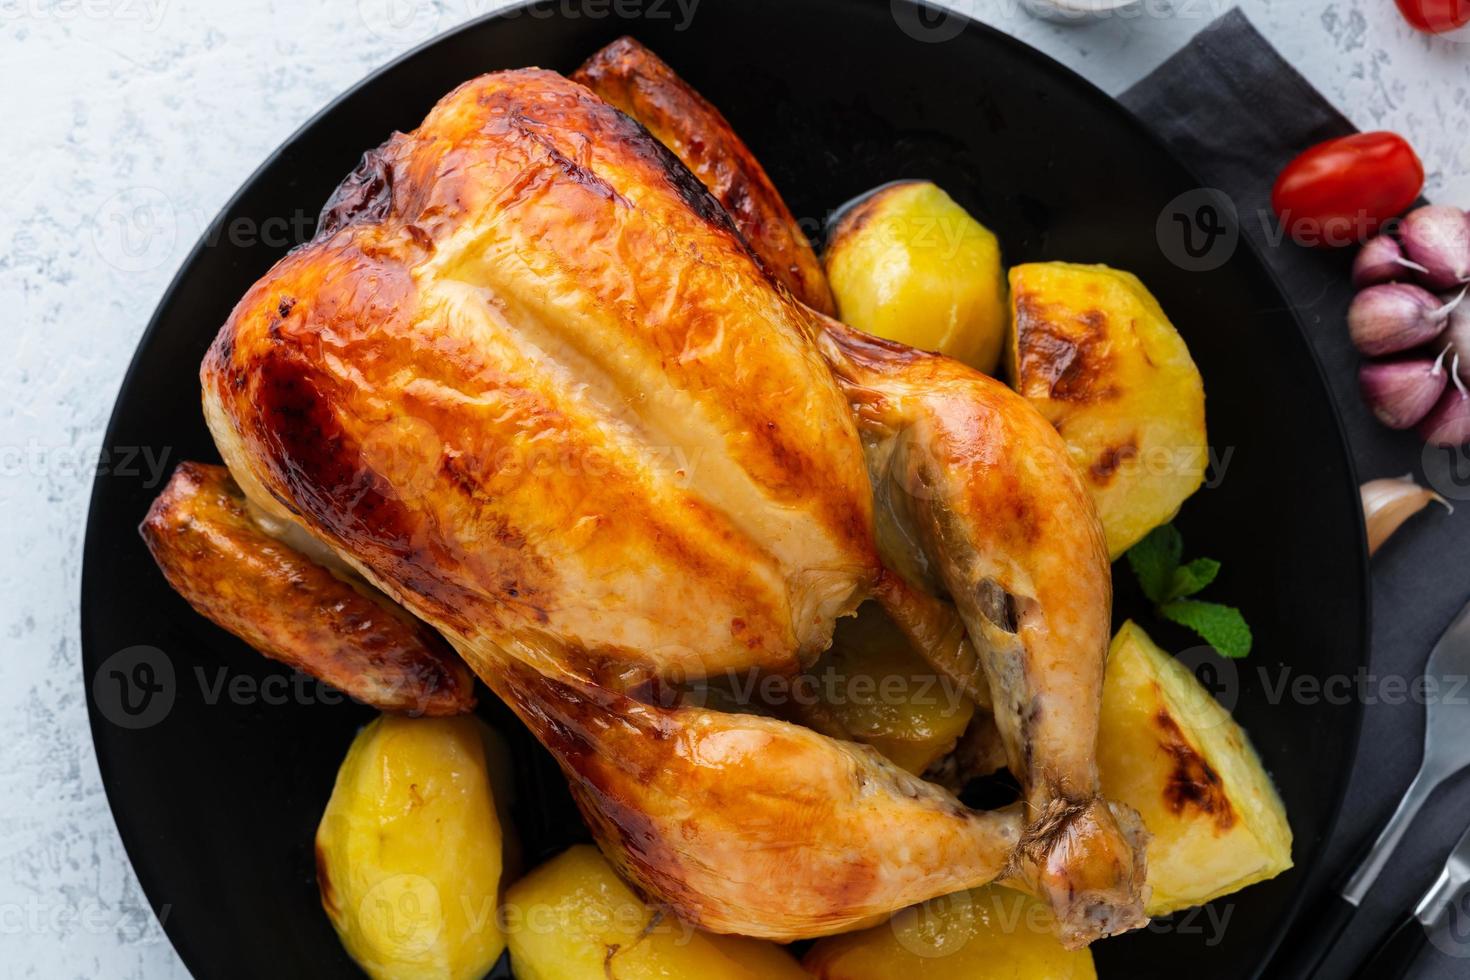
[{"xmin": 1123, "ymin": 10, "xmax": 1470, "ymax": 980}]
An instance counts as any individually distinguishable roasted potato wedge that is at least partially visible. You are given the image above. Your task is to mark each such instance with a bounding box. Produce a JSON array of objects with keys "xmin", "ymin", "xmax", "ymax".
[
  {"xmin": 316, "ymin": 715, "xmax": 507, "ymax": 980},
  {"xmin": 504, "ymin": 845, "xmax": 810, "ymax": 980},
  {"xmin": 824, "ymin": 181, "xmax": 1008, "ymax": 374},
  {"xmin": 797, "ymin": 602, "xmax": 976, "ymax": 774},
  {"xmin": 1098, "ymin": 622, "xmax": 1292, "ymax": 915},
  {"xmin": 1008, "ymin": 262, "xmax": 1207, "ymax": 558},
  {"xmin": 803, "ymin": 884, "xmax": 1096, "ymax": 979}
]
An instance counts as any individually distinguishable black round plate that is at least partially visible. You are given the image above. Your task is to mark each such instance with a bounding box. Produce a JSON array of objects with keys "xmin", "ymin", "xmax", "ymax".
[{"xmin": 81, "ymin": 1, "xmax": 1367, "ymax": 977}]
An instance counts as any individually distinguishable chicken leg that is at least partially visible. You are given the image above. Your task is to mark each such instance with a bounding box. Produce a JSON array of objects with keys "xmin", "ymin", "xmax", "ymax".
[
  {"xmin": 477, "ymin": 646, "xmax": 1027, "ymax": 941},
  {"xmin": 817, "ymin": 318, "xmax": 1149, "ymax": 945},
  {"xmin": 576, "ymin": 38, "xmax": 1148, "ymax": 943}
]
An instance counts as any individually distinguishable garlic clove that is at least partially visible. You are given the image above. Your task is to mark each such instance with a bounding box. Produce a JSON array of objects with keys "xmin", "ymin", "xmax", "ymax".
[
  {"xmin": 1348, "ymin": 282, "xmax": 1452, "ymax": 356},
  {"xmin": 1361, "ymin": 475, "xmax": 1451, "ymax": 555},
  {"xmin": 1353, "ymin": 234, "xmax": 1428, "ymax": 289},
  {"xmin": 1418, "ymin": 358, "xmax": 1470, "ymax": 447},
  {"xmin": 1359, "ymin": 355, "xmax": 1449, "ymax": 429},
  {"xmin": 1447, "ymin": 300, "xmax": 1470, "ymax": 385},
  {"xmin": 1400, "ymin": 205, "xmax": 1470, "ymax": 291}
]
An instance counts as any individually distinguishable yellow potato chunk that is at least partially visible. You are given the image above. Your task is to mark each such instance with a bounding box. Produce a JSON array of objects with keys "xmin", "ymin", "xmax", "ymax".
[
  {"xmin": 1008, "ymin": 262, "xmax": 1207, "ymax": 558},
  {"xmin": 803, "ymin": 885, "xmax": 1096, "ymax": 979},
  {"xmin": 504, "ymin": 845, "xmax": 809, "ymax": 980},
  {"xmin": 825, "ymin": 181, "xmax": 1008, "ymax": 374},
  {"xmin": 1099, "ymin": 622, "xmax": 1292, "ymax": 916},
  {"xmin": 801, "ymin": 602, "xmax": 976, "ymax": 774},
  {"xmin": 316, "ymin": 714, "xmax": 506, "ymax": 980}
]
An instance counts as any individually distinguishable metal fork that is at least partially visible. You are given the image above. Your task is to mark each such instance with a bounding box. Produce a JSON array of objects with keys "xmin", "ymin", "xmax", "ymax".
[{"xmin": 1271, "ymin": 597, "xmax": 1470, "ymax": 978}]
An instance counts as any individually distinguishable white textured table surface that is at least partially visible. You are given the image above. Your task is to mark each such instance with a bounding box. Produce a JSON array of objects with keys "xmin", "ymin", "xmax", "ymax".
[{"xmin": 2, "ymin": 1, "xmax": 1467, "ymax": 977}]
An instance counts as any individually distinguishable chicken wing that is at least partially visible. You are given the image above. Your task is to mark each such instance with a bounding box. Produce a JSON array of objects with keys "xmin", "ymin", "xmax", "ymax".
[{"xmin": 140, "ymin": 461, "xmax": 475, "ymax": 715}]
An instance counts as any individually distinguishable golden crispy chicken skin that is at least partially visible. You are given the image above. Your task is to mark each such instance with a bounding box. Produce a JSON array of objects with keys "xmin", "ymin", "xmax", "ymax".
[
  {"xmin": 575, "ymin": 37, "xmax": 836, "ymax": 315},
  {"xmin": 819, "ymin": 320, "xmax": 1148, "ymax": 945},
  {"xmin": 486, "ymin": 652, "xmax": 1026, "ymax": 940},
  {"xmin": 145, "ymin": 55, "xmax": 1146, "ymax": 947},
  {"xmin": 575, "ymin": 37, "xmax": 1004, "ymax": 719},
  {"xmin": 201, "ymin": 69, "xmax": 877, "ymax": 687},
  {"xmin": 574, "ymin": 46, "xmax": 1148, "ymax": 944},
  {"xmin": 140, "ymin": 462, "xmax": 475, "ymax": 715}
]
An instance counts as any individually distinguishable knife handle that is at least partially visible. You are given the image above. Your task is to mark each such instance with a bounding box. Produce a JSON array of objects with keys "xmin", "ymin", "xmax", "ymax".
[
  {"xmin": 1350, "ymin": 914, "xmax": 1427, "ymax": 980},
  {"xmin": 1267, "ymin": 892, "xmax": 1359, "ymax": 978}
]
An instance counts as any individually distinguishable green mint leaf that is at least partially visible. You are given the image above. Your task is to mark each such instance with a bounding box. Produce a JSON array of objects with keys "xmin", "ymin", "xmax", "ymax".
[
  {"xmin": 1167, "ymin": 557, "xmax": 1221, "ymax": 601},
  {"xmin": 1159, "ymin": 599, "xmax": 1253, "ymax": 659},
  {"xmin": 1126, "ymin": 525, "xmax": 1183, "ymax": 604}
]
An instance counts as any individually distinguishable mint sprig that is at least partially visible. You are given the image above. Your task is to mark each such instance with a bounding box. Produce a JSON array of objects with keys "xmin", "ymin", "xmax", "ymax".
[{"xmin": 1126, "ymin": 525, "xmax": 1252, "ymax": 659}]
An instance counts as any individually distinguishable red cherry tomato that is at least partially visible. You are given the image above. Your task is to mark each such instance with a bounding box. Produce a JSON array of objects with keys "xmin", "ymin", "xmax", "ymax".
[
  {"xmin": 1395, "ymin": 0, "xmax": 1470, "ymax": 33},
  {"xmin": 1271, "ymin": 132, "xmax": 1424, "ymax": 248}
]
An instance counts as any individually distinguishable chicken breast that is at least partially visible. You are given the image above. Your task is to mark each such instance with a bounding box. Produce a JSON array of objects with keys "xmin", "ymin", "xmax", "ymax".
[{"xmin": 201, "ymin": 68, "xmax": 878, "ymax": 688}]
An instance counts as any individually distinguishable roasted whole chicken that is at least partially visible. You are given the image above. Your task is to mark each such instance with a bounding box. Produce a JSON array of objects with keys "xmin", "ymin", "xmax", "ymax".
[{"xmin": 142, "ymin": 40, "xmax": 1148, "ymax": 948}]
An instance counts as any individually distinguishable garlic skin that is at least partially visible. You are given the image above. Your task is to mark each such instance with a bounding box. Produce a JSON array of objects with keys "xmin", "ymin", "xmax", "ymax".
[
  {"xmin": 1400, "ymin": 205, "xmax": 1470, "ymax": 291},
  {"xmin": 1358, "ymin": 355, "xmax": 1449, "ymax": 429},
  {"xmin": 1348, "ymin": 283, "xmax": 1454, "ymax": 356},
  {"xmin": 1353, "ymin": 234, "xmax": 1427, "ymax": 289},
  {"xmin": 1447, "ymin": 301, "xmax": 1470, "ymax": 385},
  {"xmin": 1419, "ymin": 369, "xmax": 1470, "ymax": 447},
  {"xmin": 1361, "ymin": 476, "xmax": 1451, "ymax": 555}
]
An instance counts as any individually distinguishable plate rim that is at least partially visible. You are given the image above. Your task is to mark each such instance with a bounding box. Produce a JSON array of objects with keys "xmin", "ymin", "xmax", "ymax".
[{"xmin": 79, "ymin": 1, "xmax": 1370, "ymax": 975}]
